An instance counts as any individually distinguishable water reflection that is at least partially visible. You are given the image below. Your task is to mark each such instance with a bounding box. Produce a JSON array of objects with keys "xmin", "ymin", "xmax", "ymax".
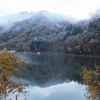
[
  {"xmin": 12, "ymin": 53, "xmax": 100, "ymax": 100},
  {"xmin": 17, "ymin": 53, "xmax": 100, "ymax": 86},
  {"xmin": 8, "ymin": 81, "xmax": 85, "ymax": 100}
]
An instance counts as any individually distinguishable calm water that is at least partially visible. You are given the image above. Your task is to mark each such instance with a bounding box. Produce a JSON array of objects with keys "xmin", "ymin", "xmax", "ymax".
[{"xmin": 9, "ymin": 53, "xmax": 100, "ymax": 100}]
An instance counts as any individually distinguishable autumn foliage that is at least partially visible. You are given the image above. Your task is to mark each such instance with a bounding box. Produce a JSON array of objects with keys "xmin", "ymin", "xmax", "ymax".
[
  {"xmin": 0, "ymin": 49, "xmax": 26, "ymax": 100},
  {"xmin": 82, "ymin": 65, "xmax": 100, "ymax": 100}
]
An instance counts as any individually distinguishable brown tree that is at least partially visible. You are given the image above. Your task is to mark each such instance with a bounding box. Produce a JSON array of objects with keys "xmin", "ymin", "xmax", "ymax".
[
  {"xmin": 82, "ymin": 65, "xmax": 100, "ymax": 100},
  {"xmin": 0, "ymin": 48, "xmax": 26, "ymax": 100}
]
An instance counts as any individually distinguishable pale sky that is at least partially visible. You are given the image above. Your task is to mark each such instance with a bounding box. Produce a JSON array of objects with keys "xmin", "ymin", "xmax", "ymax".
[{"xmin": 0, "ymin": 0, "xmax": 100, "ymax": 19}]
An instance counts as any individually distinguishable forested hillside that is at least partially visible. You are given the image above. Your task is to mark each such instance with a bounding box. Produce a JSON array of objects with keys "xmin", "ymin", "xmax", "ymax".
[{"xmin": 0, "ymin": 11, "xmax": 100, "ymax": 55}]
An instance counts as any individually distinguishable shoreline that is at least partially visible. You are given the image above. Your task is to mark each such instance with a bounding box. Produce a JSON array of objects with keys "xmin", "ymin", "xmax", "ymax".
[
  {"xmin": 17, "ymin": 51, "xmax": 100, "ymax": 58},
  {"xmin": 65, "ymin": 53, "xmax": 100, "ymax": 58}
]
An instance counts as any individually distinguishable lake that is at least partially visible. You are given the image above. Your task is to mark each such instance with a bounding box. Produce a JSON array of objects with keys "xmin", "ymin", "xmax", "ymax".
[{"xmin": 9, "ymin": 53, "xmax": 100, "ymax": 100}]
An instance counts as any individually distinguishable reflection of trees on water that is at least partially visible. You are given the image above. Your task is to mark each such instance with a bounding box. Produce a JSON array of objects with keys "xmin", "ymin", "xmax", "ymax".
[{"xmin": 15, "ymin": 53, "xmax": 100, "ymax": 87}]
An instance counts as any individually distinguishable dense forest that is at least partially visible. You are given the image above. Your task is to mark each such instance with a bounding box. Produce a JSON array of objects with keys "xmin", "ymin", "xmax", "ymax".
[{"xmin": 0, "ymin": 11, "xmax": 100, "ymax": 55}]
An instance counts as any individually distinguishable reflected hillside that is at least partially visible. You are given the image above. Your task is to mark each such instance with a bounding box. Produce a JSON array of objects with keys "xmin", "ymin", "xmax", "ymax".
[{"xmin": 14, "ymin": 53, "xmax": 100, "ymax": 87}]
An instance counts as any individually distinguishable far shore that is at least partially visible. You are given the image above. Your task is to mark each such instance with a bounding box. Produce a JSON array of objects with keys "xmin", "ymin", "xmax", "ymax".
[
  {"xmin": 65, "ymin": 53, "xmax": 100, "ymax": 58},
  {"xmin": 16, "ymin": 51, "xmax": 100, "ymax": 58}
]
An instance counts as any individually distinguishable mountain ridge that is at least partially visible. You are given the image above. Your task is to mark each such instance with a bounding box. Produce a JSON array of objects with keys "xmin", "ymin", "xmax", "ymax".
[
  {"xmin": 0, "ymin": 10, "xmax": 79, "ymax": 26},
  {"xmin": 0, "ymin": 10, "xmax": 100, "ymax": 55}
]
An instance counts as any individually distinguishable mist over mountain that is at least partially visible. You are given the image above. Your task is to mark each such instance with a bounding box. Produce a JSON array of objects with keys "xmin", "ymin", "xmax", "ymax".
[
  {"xmin": 0, "ymin": 10, "xmax": 100, "ymax": 55},
  {"xmin": 0, "ymin": 10, "xmax": 78, "ymax": 26},
  {"xmin": 0, "ymin": 10, "xmax": 79, "ymax": 33},
  {"xmin": 0, "ymin": 11, "xmax": 35, "ymax": 30}
]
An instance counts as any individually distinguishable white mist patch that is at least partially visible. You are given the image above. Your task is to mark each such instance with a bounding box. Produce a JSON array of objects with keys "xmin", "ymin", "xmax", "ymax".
[
  {"xmin": 17, "ymin": 52, "xmax": 42, "ymax": 65},
  {"xmin": 0, "ymin": 12, "xmax": 35, "ymax": 31}
]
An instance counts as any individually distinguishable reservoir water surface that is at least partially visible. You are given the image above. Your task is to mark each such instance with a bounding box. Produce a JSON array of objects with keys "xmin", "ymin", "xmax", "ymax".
[{"xmin": 8, "ymin": 53, "xmax": 100, "ymax": 100}]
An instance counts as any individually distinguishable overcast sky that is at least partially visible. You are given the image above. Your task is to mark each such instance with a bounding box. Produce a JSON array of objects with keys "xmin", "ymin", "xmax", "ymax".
[{"xmin": 0, "ymin": 0, "xmax": 100, "ymax": 19}]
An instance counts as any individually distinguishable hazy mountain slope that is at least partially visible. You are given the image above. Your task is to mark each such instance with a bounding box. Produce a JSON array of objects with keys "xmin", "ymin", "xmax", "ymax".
[
  {"xmin": 0, "ymin": 11, "xmax": 74, "ymax": 51},
  {"xmin": 0, "ymin": 10, "xmax": 100, "ymax": 55},
  {"xmin": 0, "ymin": 11, "xmax": 77, "ymax": 36},
  {"xmin": 0, "ymin": 12, "xmax": 35, "ymax": 26},
  {"xmin": 0, "ymin": 10, "xmax": 78, "ymax": 25}
]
